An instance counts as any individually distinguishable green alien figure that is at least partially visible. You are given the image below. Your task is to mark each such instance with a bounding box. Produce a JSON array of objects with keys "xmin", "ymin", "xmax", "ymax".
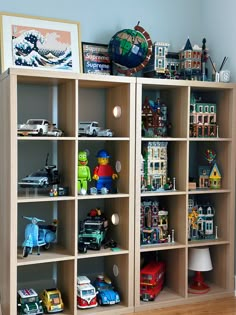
[{"xmin": 78, "ymin": 151, "xmax": 91, "ymax": 195}]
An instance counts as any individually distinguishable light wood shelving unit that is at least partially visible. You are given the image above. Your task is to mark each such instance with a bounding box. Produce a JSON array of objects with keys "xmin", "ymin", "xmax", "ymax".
[
  {"xmin": 134, "ymin": 77, "xmax": 236, "ymax": 312},
  {"xmin": 0, "ymin": 68, "xmax": 235, "ymax": 315},
  {"xmin": 0, "ymin": 68, "xmax": 135, "ymax": 315}
]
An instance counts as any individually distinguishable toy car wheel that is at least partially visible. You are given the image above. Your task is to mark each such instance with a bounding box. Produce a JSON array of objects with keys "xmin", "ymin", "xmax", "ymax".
[
  {"xmin": 41, "ymin": 181, "xmax": 47, "ymax": 188},
  {"xmin": 23, "ymin": 246, "xmax": 31, "ymax": 257},
  {"xmin": 92, "ymin": 130, "xmax": 97, "ymax": 136},
  {"xmin": 98, "ymin": 298, "xmax": 102, "ymax": 305},
  {"xmin": 97, "ymin": 241, "xmax": 101, "ymax": 250},
  {"xmin": 43, "ymin": 243, "xmax": 50, "ymax": 250}
]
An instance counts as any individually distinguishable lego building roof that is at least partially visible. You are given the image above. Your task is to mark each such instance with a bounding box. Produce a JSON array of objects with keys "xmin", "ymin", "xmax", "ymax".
[{"xmin": 184, "ymin": 38, "xmax": 193, "ymax": 51}]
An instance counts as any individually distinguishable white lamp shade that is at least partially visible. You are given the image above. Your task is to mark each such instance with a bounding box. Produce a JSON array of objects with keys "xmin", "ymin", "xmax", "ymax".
[{"xmin": 188, "ymin": 247, "xmax": 213, "ymax": 272}]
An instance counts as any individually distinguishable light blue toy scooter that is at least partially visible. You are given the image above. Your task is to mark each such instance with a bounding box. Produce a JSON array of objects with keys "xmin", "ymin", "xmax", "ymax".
[{"xmin": 22, "ymin": 216, "xmax": 57, "ymax": 257}]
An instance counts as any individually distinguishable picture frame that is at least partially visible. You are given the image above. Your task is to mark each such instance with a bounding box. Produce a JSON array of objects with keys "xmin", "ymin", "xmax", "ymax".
[
  {"xmin": 0, "ymin": 13, "xmax": 81, "ymax": 73},
  {"xmin": 82, "ymin": 42, "xmax": 111, "ymax": 75}
]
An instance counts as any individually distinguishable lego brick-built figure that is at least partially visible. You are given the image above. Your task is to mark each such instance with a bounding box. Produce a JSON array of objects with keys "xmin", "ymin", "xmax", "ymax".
[
  {"xmin": 93, "ymin": 149, "xmax": 118, "ymax": 193},
  {"xmin": 78, "ymin": 151, "xmax": 91, "ymax": 194}
]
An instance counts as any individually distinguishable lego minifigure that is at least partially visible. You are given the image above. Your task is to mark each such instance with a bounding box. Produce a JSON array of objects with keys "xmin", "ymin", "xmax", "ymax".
[{"xmin": 93, "ymin": 149, "xmax": 118, "ymax": 193}]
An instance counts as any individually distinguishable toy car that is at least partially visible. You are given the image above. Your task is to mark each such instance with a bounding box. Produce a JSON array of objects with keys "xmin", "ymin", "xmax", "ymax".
[
  {"xmin": 93, "ymin": 275, "xmax": 120, "ymax": 305},
  {"xmin": 17, "ymin": 119, "xmax": 63, "ymax": 137},
  {"xmin": 40, "ymin": 288, "xmax": 64, "ymax": 313},
  {"xmin": 47, "ymin": 128, "xmax": 64, "ymax": 137},
  {"xmin": 18, "ymin": 154, "xmax": 60, "ymax": 188},
  {"xmin": 78, "ymin": 121, "xmax": 100, "ymax": 136},
  {"xmin": 97, "ymin": 128, "xmax": 114, "ymax": 137},
  {"xmin": 77, "ymin": 276, "xmax": 97, "ymax": 309},
  {"xmin": 78, "ymin": 208, "xmax": 108, "ymax": 250},
  {"xmin": 17, "ymin": 288, "xmax": 43, "ymax": 315}
]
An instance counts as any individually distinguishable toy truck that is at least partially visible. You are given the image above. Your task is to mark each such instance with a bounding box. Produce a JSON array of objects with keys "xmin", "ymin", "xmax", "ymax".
[
  {"xmin": 78, "ymin": 209, "xmax": 108, "ymax": 250},
  {"xmin": 17, "ymin": 288, "xmax": 43, "ymax": 315}
]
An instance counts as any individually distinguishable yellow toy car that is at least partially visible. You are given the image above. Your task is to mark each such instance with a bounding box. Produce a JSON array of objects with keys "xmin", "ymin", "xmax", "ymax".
[{"xmin": 40, "ymin": 288, "xmax": 64, "ymax": 313}]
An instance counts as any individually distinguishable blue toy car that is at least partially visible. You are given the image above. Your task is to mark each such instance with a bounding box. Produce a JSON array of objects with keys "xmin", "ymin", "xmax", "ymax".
[{"xmin": 93, "ymin": 275, "xmax": 120, "ymax": 305}]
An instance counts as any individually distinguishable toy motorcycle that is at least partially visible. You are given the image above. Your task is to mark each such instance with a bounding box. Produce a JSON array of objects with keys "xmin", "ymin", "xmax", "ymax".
[{"xmin": 22, "ymin": 216, "xmax": 58, "ymax": 258}]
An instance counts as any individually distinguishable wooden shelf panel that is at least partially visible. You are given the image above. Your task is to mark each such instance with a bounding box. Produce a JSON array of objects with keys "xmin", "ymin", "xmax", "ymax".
[
  {"xmin": 140, "ymin": 242, "xmax": 186, "ymax": 252},
  {"xmin": 78, "ymin": 248, "xmax": 129, "ymax": 259},
  {"xmin": 17, "ymin": 247, "xmax": 75, "ymax": 266}
]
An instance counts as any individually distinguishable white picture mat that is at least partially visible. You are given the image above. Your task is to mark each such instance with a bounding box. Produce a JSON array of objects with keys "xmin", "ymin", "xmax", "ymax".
[{"xmin": 1, "ymin": 15, "xmax": 80, "ymax": 73}]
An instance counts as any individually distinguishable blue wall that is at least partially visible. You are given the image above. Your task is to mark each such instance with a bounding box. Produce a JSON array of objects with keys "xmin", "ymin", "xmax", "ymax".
[
  {"xmin": 202, "ymin": 0, "xmax": 236, "ymax": 81},
  {"xmin": 0, "ymin": 0, "xmax": 203, "ymax": 53}
]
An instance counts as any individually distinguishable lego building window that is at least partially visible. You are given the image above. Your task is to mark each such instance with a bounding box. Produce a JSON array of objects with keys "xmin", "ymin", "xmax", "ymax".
[
  {"xmin": 210, "ymin": 116, "xmax": 215, "ymax": 123},
  {"xmin": 207, "ymin": 206, "xmax": 212, "ymax": 215},
  {"xmin": 204, "ymin": 116, "xmax": 208, "ymax": 124},
  {"xmin": 198, "ymin": 116, "xmax": 202, "ymax": 123}
]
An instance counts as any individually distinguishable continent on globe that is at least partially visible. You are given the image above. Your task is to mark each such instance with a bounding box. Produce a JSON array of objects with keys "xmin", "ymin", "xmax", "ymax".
[{"xmin": 108, "ymin": 22, "xmax": 152, "ymax": 76}]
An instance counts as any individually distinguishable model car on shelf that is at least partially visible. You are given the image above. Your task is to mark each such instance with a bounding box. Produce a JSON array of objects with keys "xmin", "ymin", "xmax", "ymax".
[
  {"xmin": 78, "ymin": 121, "xmax": 100, "ymax": 136},
  {"xmin": 78, "ymin": 208, "xmax": 108, "ymax": 250},
  {"xmin": 97, "ymin": 128, "xmax": 114, "ymax": 137},
  {"xmin": 77, "ymin": 276, "xmax": 98, "ymax": 309},
  {"xmin": 78, "ymin": 121, "xmax": 114, "ymax": 137},
  {"xmin": 40, "ymin": 288, "xmax": 64, "ymax": 313},
  {"xmin": 18, "ymin": 154, "xmax": 60, "ymax": 188},
  {"xmin": 17, "ymin": 288, "xmax": 43, "ymax": 315},
  {"xmin": 93, "ymin": 275, "xmax": 120, "ymax": 306},
  {"xmin": 17, "ymin": 119, "xmax": 63, "ymax": 136}
]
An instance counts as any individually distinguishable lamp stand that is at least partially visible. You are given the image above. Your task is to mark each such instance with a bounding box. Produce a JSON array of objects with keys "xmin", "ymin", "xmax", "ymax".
[{"xmin": 188, "ymin": 271, "xmax": 210, "ymax": 294}]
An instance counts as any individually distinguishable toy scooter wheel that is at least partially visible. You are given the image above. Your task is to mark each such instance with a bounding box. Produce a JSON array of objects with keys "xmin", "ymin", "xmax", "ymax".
[
  {"xmin": 23, "ymin": 246, "xmax": 31, "ymax": 257},
  {"xmin": 43, "ymin": 243, "xmax": 50, "ymax": 250}
]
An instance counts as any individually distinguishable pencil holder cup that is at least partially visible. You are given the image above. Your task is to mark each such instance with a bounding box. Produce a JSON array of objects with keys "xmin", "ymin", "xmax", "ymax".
[{"xmin": 219, "ymin": 70, "xmax": 231, "ymax": 83}]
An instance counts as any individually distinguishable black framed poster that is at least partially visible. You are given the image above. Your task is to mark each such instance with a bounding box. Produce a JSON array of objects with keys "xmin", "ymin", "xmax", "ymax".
[{"xmin": 82, "ymin": 42, "xmax": 111, "ymax": 75}]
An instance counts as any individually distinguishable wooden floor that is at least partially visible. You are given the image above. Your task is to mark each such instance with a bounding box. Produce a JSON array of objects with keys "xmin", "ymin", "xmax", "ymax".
[{"xmin": 128, "ymin": 296, "xmax": 236, "ymax": 315}]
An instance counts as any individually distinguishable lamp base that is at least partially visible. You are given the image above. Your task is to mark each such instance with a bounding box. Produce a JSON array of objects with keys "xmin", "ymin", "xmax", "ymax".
[{"xmin": 188, "ymin": 271, "xmax": 210, "ymax": 294}]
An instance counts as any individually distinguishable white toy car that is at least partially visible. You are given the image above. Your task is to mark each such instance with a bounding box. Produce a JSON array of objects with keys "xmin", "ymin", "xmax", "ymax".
[
  {"xmin": 78, "ymin": 121, "xmax": 100, "ymax": 136},
  {"xmin": 97, "ymin": 129, "xmax": 114, "ymax": 137},
  {"xmin": 17, "ymin": 119, "xmax": 63, "ymax": 136}
]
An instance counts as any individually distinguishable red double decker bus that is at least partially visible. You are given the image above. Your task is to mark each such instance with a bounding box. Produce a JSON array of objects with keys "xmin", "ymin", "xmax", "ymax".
[{"xmin": 140, "ymin": 261, "xmax": 165, "ymax": 301}]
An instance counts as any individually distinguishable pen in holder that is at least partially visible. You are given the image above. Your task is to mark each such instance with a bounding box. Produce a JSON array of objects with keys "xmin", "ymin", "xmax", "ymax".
[
  {"xmin": 209, "ymin": 55, "xmax": 229, "ymax": 82},
  {"xmin": 215, "ymin": 72, "xmax": 220, "ymax": 82}
]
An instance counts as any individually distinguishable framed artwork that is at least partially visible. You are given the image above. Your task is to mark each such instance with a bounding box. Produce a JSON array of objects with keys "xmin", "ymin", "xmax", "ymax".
[
  {"xmin": 0, "ymin": 13, "xmax": 81, "ymax": 73},
  {"xmin": 82, "ymin": 42, "xmax": 111, "ymax": 75}
]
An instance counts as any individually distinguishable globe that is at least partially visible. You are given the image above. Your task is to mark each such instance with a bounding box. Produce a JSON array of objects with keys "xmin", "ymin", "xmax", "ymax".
[{"xmin": 108, "ymin": 23, "xmax": 152, "ymax": 75}]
